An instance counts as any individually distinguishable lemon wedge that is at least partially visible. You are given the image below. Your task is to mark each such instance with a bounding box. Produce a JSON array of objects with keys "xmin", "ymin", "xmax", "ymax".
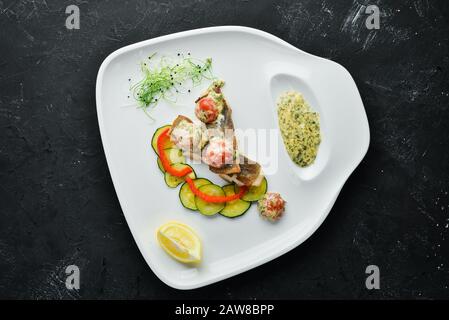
[{"xmin": 156, "ymin": 221, "xmax": 202, "ymax": 264}]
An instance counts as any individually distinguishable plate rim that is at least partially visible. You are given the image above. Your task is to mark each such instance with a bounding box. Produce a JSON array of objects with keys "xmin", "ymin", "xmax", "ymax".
[{"xmin": 95, "ymin": 25, "xmax": 370, "ymax": 290}]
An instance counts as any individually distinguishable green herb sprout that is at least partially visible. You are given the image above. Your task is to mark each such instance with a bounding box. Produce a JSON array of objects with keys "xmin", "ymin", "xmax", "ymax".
[{"xmin": 131, "ymin": 53, "xmax": 214, "ymax": 115}]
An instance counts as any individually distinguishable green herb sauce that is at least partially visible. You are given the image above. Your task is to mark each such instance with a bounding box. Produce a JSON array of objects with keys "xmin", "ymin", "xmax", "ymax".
[{"xmin": 277, "ymin": 91, "xmax": 321, "ymax": 167}]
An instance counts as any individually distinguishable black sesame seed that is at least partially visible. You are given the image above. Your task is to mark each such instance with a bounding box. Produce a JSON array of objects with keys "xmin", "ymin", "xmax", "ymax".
[
  {"xmin": 188, "ymin": 90, "xmax": 191, "ymax": 93},
  {"xmin": 188, "ymin": 52, "xmax": 191, "ymax": 55},
  {"xmin": 177, "ymin": 53, "xmax": 180, "ymax": 56}
]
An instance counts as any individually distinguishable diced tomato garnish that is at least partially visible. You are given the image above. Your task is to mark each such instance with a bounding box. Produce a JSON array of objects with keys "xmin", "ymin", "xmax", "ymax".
[
  {"xmin": 198, "ymin": 97, "xmax": 216, "ymax": 112},
  {"xmin": 196, "ymin": 97, "xmax": 218, "ymax": 123}
]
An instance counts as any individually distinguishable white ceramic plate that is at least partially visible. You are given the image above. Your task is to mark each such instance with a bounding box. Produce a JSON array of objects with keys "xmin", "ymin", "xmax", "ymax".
[{"xmin": 96, "ymin": 26, "xmax": 370, "ymax": 289}]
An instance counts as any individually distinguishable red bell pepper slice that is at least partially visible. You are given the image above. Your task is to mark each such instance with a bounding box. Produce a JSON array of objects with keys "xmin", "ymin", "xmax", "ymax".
[
  {"xmin": 185, "ymin": 177, "xmax": 248, "ymax": 203},
  {"xmin": 157, "ymin": 127, "xmax": 247, "ymax": 203},
  {"xmin": 157, "ymin": 128, "xmax": 193, "ymax": 177}
]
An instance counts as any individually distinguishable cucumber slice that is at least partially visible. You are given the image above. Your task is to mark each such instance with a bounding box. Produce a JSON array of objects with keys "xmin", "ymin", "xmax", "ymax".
[
  {"xmin": 194, "ymin": 184, "xmax": 225, "ymax": 216},
  {"xmin": 220, "ymin": 185, "xmax": 251, "ymax": 218},
  {"xmin": 164, "ymin": 164, "xmax": 196, "ymax": 188},
  {"xmin": 157, "ymin": 148, "xmax": 185, "ymax": 173},
  {"xmin": 235, "ymin": 177, "xmax": 268, "ymax": 202},
  {"xmin": 179, "ymin": 178, "xmax": 212, "ymax": 211},
  {"xmin": 163, "ymin": 148, "xmax": 185, "ymax": 164},
  {"xmin": 151, "ymin": 125, "xmax": 174, "ymax": 155}
]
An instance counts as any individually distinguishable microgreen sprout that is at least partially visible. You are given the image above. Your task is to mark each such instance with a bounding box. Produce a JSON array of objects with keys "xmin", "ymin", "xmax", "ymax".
[{"xmin": 130, "ymin": 53, "xmax": 214, "ymax": 116}]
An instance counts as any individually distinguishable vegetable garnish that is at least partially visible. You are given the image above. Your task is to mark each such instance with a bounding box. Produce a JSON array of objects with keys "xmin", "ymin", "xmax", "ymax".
[
  {"xmin": 185, "ymin": 177, "xmax": 247, "ymax": 203},
  {"xmin": 156, "ymin": 127, "xmax": 248, "ymax": 203},
  {"xmin": 157, "ymin": 128, "xmax": 193, "ymax": 177},
  {"xmin": 131, "ymin": 53, "xmax": 214, "ymax": 113},
  {"xmin": 195, "ymin": 97, "xmax": 219, "ymax": 123}
]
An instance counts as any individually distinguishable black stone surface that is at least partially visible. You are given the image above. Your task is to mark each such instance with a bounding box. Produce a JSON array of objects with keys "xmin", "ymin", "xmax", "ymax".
[{"xmin": 1, "ymin": 0, "xmax": 448, "ymax": 299}]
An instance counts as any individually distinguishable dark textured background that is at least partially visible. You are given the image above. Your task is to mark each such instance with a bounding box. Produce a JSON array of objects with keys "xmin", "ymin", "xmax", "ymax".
[{"xmin": 1, "ymin": 0, "xmax": 448, "ymax": 299}]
